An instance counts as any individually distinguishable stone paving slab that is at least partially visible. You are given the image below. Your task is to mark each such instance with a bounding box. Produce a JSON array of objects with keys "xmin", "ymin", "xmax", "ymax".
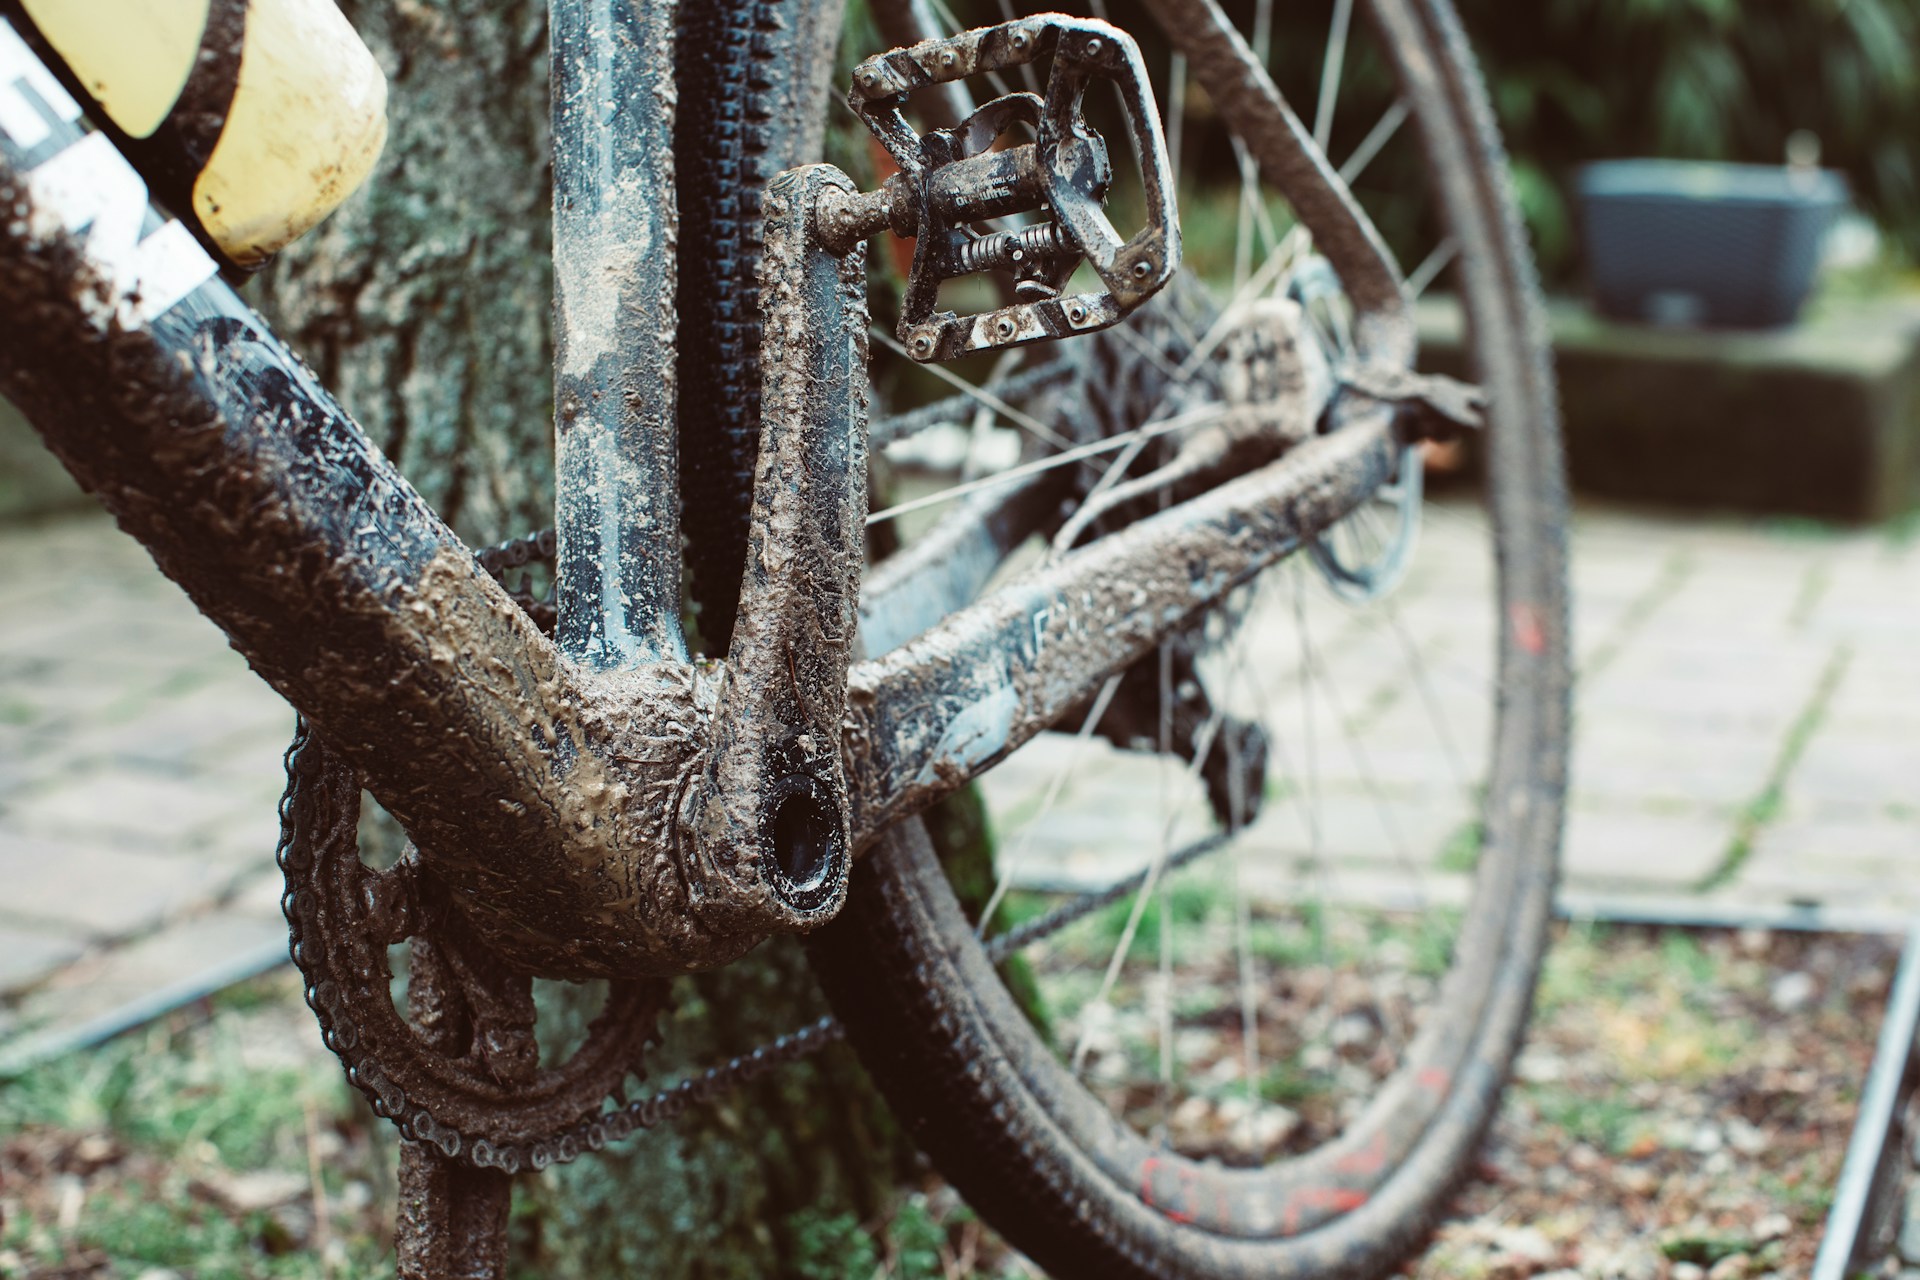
[
  {"xmin": 0, "ymin": 512, "xmax": 291, "ymax": 1035},
  {"xmin": 9, "ymin": 909, "xmax": 285, "ymax": 1033},
  {"xmin": 0, "ymin": 831, "xmax": 250, "ymax": 939},
  {"xmin": 1741, "ymin": 816, "xmax": 1920, "ymax": 902},
  {"xmin": 1569, "ymin": 723, "xmax": 1781, "ymax": 814},
  {"xmin": 3, "ymin": 500, "xmax": 1920, "ymax": 1062},
  {"xmin": 0, "ymin": 919, "xmax": 85, "ymax": 993},
  {"xmin": 1559, "ymin": 806, "xmax": 1736, "ymax": 888}
]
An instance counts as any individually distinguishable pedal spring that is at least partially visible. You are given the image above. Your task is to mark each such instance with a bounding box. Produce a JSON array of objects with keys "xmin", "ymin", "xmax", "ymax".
[{"xmin": 954, "ymin": 223, "xmax": 1070, "ymax": 275}]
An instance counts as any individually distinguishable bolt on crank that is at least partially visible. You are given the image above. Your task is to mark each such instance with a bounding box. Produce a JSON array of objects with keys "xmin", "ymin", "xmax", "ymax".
[{"xmin": 823, "ymin": 15, "xmax": 1181, "ymax": 363}]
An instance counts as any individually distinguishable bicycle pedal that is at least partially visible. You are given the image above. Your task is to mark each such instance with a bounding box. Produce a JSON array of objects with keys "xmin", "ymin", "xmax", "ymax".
[{"xmin": 837, "ymin": 15, "xmax": 1180, "ymax": 363}]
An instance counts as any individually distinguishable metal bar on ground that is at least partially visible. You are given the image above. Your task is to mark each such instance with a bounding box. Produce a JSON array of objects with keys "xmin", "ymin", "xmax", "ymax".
[
  {"xmin": 1814, "ymin": 919, "xmax": 1920, "ymax": 1280},
  {"xmin": 0, "ymin": 934, "xmax": 290, "ymax": 1078}
]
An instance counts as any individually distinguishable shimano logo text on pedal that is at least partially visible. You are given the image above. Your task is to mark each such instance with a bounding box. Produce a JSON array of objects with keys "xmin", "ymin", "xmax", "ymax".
[{"xmin": 0, "ymin": 20, "xmax": 215, "ymax": 328}]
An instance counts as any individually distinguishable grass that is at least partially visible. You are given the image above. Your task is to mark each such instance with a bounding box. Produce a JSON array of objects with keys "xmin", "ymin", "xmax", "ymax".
[
  {"xmin": 1258, "ymin": 1059, "xmax": 1329, "ymax": 1109},
  {"xmin": 1436, "ymin": 819, "xmax": 1482, "ymax": 873},
  {"xmin": 1785, "ymin": 561, "xmax": 1832, "ymax": 629},
  {"xmin": 1696, "ymin": 645, "xmax": 1851, "ymax": 891},
  {"xmin": 1084, "ymin": 868, "xmax": 1234, "ymax": 961},
  {"xmin": 1524, "ymin": 1088, "xmax": 1648, "ymax": 1157},
  {"xmin": 5, "ymin": 1032, "xmax": 325, "ymax": 1168},
  {"xmin": 0, "ymin": 978, "xmax": 394, "ymax": 1278}
]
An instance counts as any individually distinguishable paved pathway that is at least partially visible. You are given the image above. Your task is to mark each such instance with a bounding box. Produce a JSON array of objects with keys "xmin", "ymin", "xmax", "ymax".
[
  {"xmin": 979, "ymin": 503, "xmax": 1920, "ymax": 924},
  {"xmin": 2, "ymin": 504, "xmax": 1918, "ymax": 1063},
  {"xmin": 0, "ymin": 515, "xmax": 291, "ymax": 1062}
]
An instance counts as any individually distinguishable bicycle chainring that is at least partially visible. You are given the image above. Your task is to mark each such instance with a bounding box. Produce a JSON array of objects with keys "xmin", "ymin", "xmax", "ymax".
[{"xmin": 277, "ymin": 723, "xmax": 669, "ymax": 1174}]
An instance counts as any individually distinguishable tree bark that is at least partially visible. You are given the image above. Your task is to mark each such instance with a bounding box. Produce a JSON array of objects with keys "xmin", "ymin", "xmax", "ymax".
[
  {"xmin": 252, "ymin": 3, "xmax": 913, "ymax": 1273},
  {"xmin": 253, "ymin": 0, "xmax": 556, "ymax": 545}
]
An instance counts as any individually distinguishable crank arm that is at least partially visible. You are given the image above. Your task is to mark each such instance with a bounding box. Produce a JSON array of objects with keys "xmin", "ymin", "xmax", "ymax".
[{"xmin": 688, "ymin": 166, "xmax": 869, "ymax": 932}]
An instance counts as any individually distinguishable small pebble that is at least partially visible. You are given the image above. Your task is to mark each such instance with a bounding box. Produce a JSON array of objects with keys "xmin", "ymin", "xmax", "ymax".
[
  {"xmin": 1588, "ymin": 1242, "xmax": 1661, "ymax": 1280},
  {"xmin": 1690, "ymin": 1122, "xmax": 1725, "ymax": 1155},
  {"xmin": 1491, "ymin": 1224, "xmax": 1556, "ymax": 1264},
  {"xmin": 73, "ymin": 1132, "xmax": 116, "ymax": 1165},
  {"xmin": 1513, "ymin": 1047, "xmax": 1564, "ymax": 1084},
  {"xmin": 1726, "ymin": 1117, "xmax": 1767, "ymax": 1156},
  {"xmin": 1707, "ymin": 1253, "xmax": 1751, "ymax": 1280},
  {"xmin": 1672, "ymin": 1263, "xmax": 1706, "ymax": 1280},
  {"xmin": 1900, "ymin": 1200, "xmax": 1920, "ymax": 1266},
  {"xmin": 1770, "ymin": 971, "xmax": 1817, "ymax": 1013}
]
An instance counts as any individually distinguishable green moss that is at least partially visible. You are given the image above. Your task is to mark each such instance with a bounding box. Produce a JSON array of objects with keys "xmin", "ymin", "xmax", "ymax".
[
  {"xmin": 514, "ymin": 939, "xmax": 915, "ymax": 1278},
  {"xmin": 1699, "ymin": 646, "xmax": 1850, "ymax": 890},
  {"xmin": 788, "ymin": 1209, "xmax": 880, "ymax": 1280},
  {"xmin": 1437, "ymin": 819, "xmax": 1483, "ymax": 874}
]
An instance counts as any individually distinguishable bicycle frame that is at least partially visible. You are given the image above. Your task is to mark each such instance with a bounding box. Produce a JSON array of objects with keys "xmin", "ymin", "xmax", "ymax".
[{"xmin": 0, "ymin": 3, "xmax": 1412, "ymax": 980}]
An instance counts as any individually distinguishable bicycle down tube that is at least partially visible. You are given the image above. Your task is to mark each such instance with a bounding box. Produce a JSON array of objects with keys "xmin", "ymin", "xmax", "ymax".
[{"xmin": 0, "ymin": 10, "xmax": 1412, "ymax": 980}]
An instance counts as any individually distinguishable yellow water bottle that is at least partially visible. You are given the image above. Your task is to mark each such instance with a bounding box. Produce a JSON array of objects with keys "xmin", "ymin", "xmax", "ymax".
[{"xmin": 17, "ymin": 0, "xmax": 387, "ymax": 268}]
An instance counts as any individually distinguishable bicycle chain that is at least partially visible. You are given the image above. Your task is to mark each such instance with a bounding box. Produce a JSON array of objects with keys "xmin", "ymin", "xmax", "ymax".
[{"xmin": 474, "ymin": 528, "xmax": 557, "ymax": 632}]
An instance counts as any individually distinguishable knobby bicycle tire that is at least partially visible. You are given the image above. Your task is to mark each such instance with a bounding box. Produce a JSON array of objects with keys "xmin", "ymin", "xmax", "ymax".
[
  {"xmin": 756, "ymin": 0, "xmax": 1569, "ymax": 1275},
  {"xmin": 676, "ymin": 0, "xmax": 847, "ymax": 651}
]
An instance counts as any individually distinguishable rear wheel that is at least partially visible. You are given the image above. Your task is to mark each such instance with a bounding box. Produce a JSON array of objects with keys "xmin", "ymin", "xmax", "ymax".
[
  {"xmin": 670, "ymin": 0, "xmax": 1567, "ymax": 1269},
  {"xmin": 798, "ymin": 0, "xmax": 1569, "ymax": 1275}
]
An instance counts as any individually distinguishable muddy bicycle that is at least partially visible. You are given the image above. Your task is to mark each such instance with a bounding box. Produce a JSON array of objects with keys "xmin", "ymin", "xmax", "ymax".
[{"xmin": 0, "ymin": 0, "xmax": 1567, "ymax": 1272}]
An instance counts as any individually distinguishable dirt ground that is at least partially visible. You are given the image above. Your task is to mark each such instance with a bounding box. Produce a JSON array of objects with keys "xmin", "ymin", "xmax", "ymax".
[{"xmin": 0, "ymin": 923, "xmax": 1893, "ymax": 1279}]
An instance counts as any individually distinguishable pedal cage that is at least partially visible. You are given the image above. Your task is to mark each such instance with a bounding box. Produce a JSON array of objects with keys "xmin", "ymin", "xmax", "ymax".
[{"xmin": 848, "ymin": 15, "xmax": 1180, "ymax": 362}]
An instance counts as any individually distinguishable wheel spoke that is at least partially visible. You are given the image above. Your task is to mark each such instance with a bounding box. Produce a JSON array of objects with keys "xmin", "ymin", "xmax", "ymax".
[
  {"xmin": 1340, "ymin": 99, "xmax": 1411, "ymax": 185},
  {"xmin": 1383, "ymin": 598, "xmax": 1473, "ymax": 794},
  {"xmin": 1405, "ymin": 237, "xmax": 1459, "ymax": 300},
  {"xmin": 871, "ymin": 328, "xmax": 1069, "ymax": 448},
  {"xmin": 975, "ymin": 674, "xmax": 1125, "ymax": 938},
  {"xmin": 1069, "ymin": 703, "xmax": 1225, "ymax": 1075},
  {"xmin": 1314, "ymin": 0, "xmax": 1357, "ymax": 152},
  {"xmin": 865, "ymin": 404, "xmax": 1226, "ymax": 527}
]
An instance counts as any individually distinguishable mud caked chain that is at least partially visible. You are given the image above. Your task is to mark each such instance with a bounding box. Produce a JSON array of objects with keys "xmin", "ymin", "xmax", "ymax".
[{"xmin": 474, "ymin": 528, "xmax": 557, "ymax": 631}]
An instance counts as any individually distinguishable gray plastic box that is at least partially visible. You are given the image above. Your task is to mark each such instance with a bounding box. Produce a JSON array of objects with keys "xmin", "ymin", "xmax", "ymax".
[{"xmin": 1577, "ymin": 159, "xmax": 1848, "ymax": 328}]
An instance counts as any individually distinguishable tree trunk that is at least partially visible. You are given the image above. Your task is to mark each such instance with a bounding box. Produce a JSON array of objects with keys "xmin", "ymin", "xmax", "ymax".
[{"xmin": 252, "ymin": 3, "xmax": 913, "ymax": 1273}]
